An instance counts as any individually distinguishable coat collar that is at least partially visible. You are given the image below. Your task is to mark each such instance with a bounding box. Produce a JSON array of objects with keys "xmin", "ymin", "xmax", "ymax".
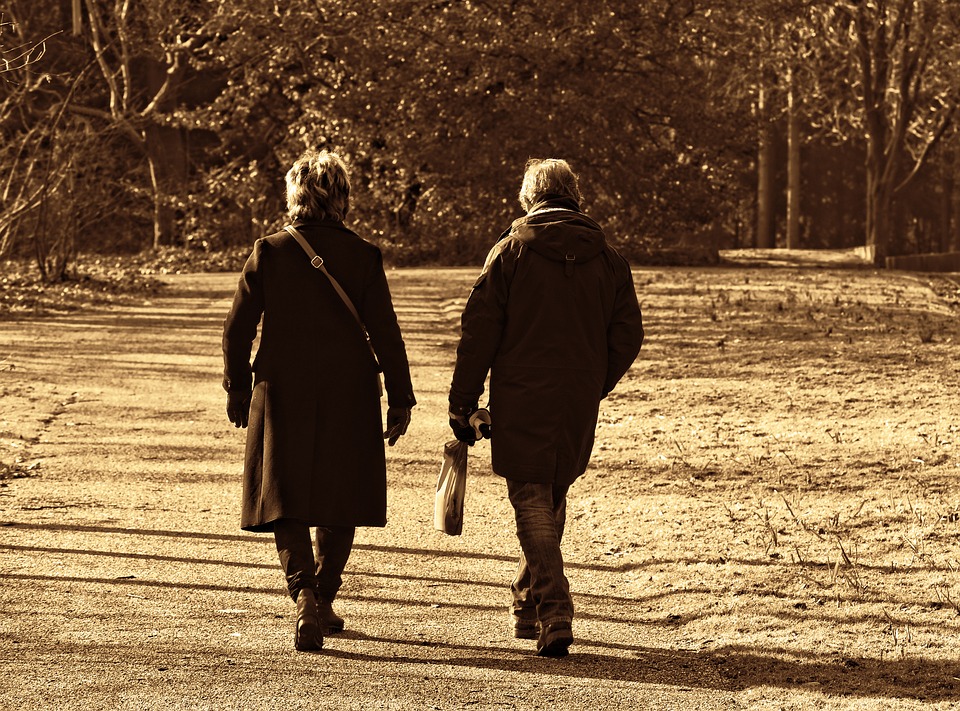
[
  {"xmin": 292, "ymin": 218, "xmax": 359, "ymax": 239},
  {"xmin": 527, "ymin": 195, "xmax": 582, "ymax": 215}
]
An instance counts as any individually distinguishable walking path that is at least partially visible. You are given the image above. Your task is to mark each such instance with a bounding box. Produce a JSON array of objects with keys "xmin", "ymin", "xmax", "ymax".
[{"xmin": 0, "ymin": 272, "xmax": 738, "ymax": 710}]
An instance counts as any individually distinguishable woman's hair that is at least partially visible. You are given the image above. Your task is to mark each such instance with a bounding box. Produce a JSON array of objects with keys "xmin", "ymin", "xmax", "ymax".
[
  {"xmin": 518, "ymin": 158, "xmax": 582, "ymax": 211},
  {"xmin": 285, "ymin": 149, "xmax": 351, "ymax": 222}
]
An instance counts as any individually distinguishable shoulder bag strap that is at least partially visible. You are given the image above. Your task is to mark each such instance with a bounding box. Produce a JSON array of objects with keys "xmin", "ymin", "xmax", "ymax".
[
  {"xmin": 284, "ymin": 226, "xmax": 383, "ymax": 391},
  {"xmin": 285, "ymin": 225, "xmax": 364, "ymax": 325}
]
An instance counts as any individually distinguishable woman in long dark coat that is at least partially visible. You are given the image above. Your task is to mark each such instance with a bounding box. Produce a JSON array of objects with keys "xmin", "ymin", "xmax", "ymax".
[{"xmin": 222, "ymin": 149, "xmax": 415, "ymax": 651}]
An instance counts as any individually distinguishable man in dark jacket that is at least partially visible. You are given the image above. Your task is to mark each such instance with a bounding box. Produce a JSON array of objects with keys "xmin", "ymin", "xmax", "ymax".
[{"xmin": 448, "ymin": 158, "xmax": 644, "ymax": 657}]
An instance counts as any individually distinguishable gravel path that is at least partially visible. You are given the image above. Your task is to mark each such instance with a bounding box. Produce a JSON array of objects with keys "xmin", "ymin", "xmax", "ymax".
[
  {"xmin": 4, "ymin": 269, "xmax": 952, "ymax": 710},
  {"xmin": 0, "ymin": 272, "xmax": 744, "ymax": 710}
]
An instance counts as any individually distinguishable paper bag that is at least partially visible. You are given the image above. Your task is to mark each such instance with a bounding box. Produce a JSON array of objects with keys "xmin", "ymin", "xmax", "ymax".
[{"xmin": 434, "ymin": 439, "xmax": 467, "ymax": 535}]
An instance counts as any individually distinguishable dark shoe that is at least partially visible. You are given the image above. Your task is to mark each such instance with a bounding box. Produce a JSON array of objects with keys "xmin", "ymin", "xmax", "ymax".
[
  {"xmin": 294, "ymin": 589, "xmax": 323, "ymax": 651},
  {"xmin": 536, "ymin": 621, "xmax": 573, "ymax": 658},
  {"xmin": 318, "ymin": 598, "xmax": 344, "ymax": 633},
  {"xmin": 512, "ymin": 612, "xmax": 540, "ymax": 640}
]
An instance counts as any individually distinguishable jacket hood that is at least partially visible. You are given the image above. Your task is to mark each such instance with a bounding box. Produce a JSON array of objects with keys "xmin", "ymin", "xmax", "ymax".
[{"xmin": 509, "ymin": 197, "xmax": 607, "ymax": 270}]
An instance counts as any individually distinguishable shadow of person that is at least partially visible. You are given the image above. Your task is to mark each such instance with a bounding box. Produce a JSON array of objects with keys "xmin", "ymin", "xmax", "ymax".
[{"xmin": 319, "ymin": 633, "xmax": 960, "ymax": 702}]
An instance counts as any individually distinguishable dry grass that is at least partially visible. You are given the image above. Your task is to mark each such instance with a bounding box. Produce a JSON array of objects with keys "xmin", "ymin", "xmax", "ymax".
[{"xmin": 572, "ymin": 264, "xmax": 960, "ymax": 699}]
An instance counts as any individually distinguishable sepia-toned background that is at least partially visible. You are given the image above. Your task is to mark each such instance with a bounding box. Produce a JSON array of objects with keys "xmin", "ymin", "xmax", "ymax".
[{"xmin": 2, "ymin": 2, "xmax": 960, "ymax": 709}]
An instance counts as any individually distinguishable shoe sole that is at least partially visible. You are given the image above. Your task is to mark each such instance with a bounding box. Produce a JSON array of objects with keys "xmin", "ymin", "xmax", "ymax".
[
  {"xmin": 536, "ymin": 635, "xmax": 572, "ymax": 657},
  {"xmin": 295, "ymin": 621, "xmax": 324, "ymax": 651},
  {"xmin": 536, "ymin": 625, "xmax": 573, "ymax": 658}
]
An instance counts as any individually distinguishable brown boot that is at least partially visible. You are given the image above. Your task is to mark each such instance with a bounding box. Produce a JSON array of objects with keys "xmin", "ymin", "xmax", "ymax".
[
  {"xmin": 317, "ymin": 597, "xmax": 345, "ymax": 633},
  {"xmin": 294, "ymin": 589, "xmax": 323, "ymax": 651},
  {"xmin": 536, "ymin": 621, "xmax": 573, "ymax": 658}
]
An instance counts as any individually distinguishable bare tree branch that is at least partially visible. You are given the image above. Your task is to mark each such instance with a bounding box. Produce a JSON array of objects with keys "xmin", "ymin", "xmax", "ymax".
[
  {"xmin": 895, "ymin": 99, "xmax": 959, "ymax": 192},
  {"xmin": 0, "ymin": 15, "xmax": 59, "ymax": 77}
]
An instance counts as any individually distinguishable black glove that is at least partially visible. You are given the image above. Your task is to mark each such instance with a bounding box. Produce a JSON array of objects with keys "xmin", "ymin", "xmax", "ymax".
[
  {"xmin": 226, "ymin": 390, "xmax": 251, "ymax": 428},
  {"xmin": 383, "ymin": 407, "xmax": 411, "ymax": 446},
  {"xmin": 448, "ymin": 412, "xmax": 478, "ymax": 445}
]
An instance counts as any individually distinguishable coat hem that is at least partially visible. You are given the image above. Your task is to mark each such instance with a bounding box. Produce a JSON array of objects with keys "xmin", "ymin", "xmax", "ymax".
[{"xmin": 242, "ymin": 518, "xmax": 388, "ymax": 533}]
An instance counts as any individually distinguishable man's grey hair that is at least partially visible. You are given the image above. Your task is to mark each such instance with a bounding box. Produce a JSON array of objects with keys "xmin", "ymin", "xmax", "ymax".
[
  {"xmin": 286, "ymin": 149, "xmax": 351, "ymax": 222},
  {"xmin": 518, "ymin": 158, "xmax": 582, "ymax": 212}
]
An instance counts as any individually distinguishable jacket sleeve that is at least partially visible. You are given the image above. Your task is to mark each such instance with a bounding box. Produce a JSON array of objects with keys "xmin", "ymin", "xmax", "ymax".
[
  {"xmin": 221, "ymin": 241, "xmax": 266, "ymax": 393},
  {"xmin": 603, "ymin": 261, "xmax": 644, "ymax": 398},
  {"xmin": 360, "ymin": 248, "xmax": 417, "ymax": 408},
  {"xmin": 448, "ymin": 240, "xmax": 516, "ymax": 410}
]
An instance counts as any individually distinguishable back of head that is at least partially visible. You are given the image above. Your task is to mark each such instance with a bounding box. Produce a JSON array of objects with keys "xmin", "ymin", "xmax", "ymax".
[
  {"xmin": 286, "ymin": 149, "xmax": 351, "ymax": 222},
  {"xmin": 518, "ymin": 158, "xmax": 582, "ymax": 212}
]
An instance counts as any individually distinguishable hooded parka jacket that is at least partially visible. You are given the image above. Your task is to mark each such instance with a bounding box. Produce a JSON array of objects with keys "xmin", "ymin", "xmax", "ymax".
[
  {"xmin": 222, "ymin": 220, "xmax": 415, "ymax": 532},
  {"xmin": 449, "ymin": 197, "xmax": 644, "ymax": 486}
]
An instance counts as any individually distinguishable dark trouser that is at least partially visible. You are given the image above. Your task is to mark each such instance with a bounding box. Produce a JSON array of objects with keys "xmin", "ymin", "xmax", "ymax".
[
  {"xmin": 506, "ymin": 479, "xmax": 573, "ymax": 627},
  {"xmin": 273, "ymin": 519, "xmax": 355, "ymax": 602}
]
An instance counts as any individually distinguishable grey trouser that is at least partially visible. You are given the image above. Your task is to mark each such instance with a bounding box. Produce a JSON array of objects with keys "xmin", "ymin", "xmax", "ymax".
[{"xmin": 507, "ymin": 480, "xmax": 573, "ymax": 626}]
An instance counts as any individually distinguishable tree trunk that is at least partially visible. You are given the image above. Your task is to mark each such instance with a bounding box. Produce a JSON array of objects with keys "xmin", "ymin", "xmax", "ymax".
[
  {"xmin": 786, "ymin": 67, "xmax": 801, "ymax": 250},
  {"xmin": 71, "ymin": 0, "xmax": 81, "ymax": 35},
  {"xmin": 942, "ymin": 148, "xmax": 955, "ymax": 253},
  {"xmin": 865, "ymin": 160, "xmax": 894, "ymax": 264},
  {"xmin": 145, "ymin": 60, "xmax": 187, "ymax": 250},
  {"xmin": 863, "ymin": 82, "xmax": 897, "ymax": 265},
  {"xmin": 952, "ymin": 155, "xmax": 960, "ymax": 252},
  {"xmin": 145, "ymin": 146, "xmax": 166, "ymax": 251},
  {"xmin": 756, "ymin": 84, "xmax": 775, "ymax": 249}
]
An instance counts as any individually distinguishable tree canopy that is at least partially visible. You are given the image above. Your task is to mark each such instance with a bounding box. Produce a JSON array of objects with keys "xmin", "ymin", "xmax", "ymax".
[{"xmin": 1, "ymin": 0, "xmax": 958, "ymax": 275}]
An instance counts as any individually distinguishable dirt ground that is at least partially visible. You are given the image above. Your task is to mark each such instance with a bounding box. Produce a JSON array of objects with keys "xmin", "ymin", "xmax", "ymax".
[{"xmin": 1, "ymin": 257, "xmax": 960, "ymax": 710}]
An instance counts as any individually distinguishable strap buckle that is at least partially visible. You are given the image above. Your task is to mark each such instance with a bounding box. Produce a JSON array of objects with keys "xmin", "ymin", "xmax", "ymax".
[{"xmin": 310, "ymin": 255, "xmax": 324, "ymax": 269}]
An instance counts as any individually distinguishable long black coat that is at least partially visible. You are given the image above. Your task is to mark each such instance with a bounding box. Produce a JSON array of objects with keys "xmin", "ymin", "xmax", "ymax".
[
  {"xmin": 222, "ymin": 220, "xmax": 415, "ymax": 532},
  {"xmin": 449, "ymin": 198, "xmax": 644, "ymax": 486}
]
